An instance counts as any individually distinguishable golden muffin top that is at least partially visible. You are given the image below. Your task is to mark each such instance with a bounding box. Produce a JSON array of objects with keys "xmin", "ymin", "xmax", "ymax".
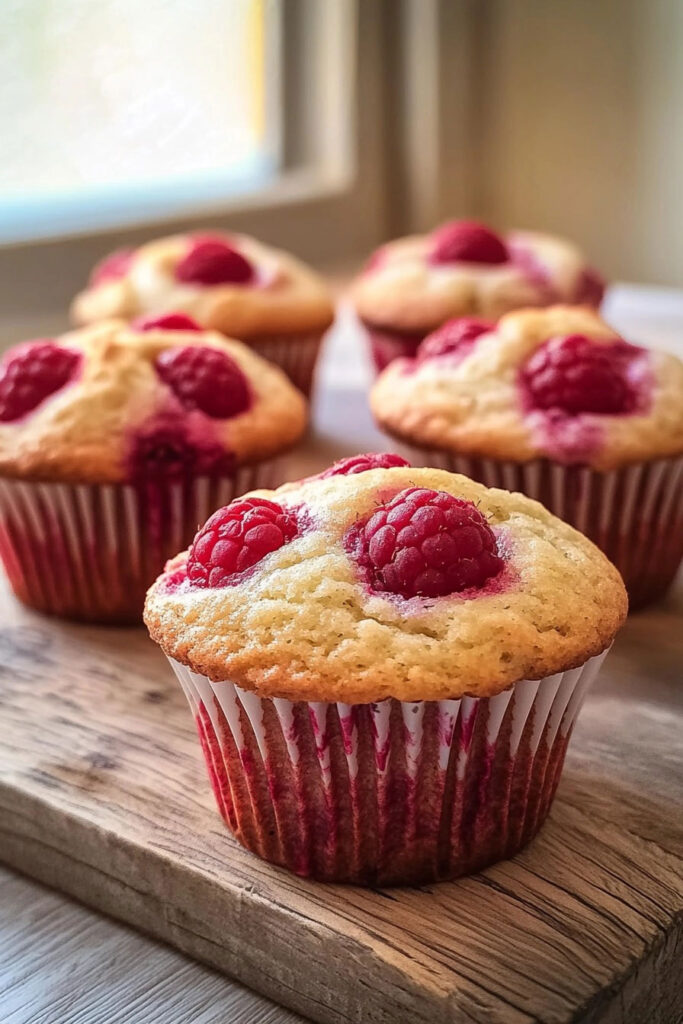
[
  {"xmin": 145, "ymin": 459, "xmax": 627, "ymax": 703},
  {"xmin": 0, "ymin": 319, "xmax": 307, "ymax": 483},
  {"xmin": 350, "ymin": 220, "xmax": 605, "ymax": 332},
  {"xmin": 71, "ymin": 232, "xmax": 335, "ymax": 339},
  {"xmin": 371, "ymin": 306, "xmax": 683, "ymax": 470}
]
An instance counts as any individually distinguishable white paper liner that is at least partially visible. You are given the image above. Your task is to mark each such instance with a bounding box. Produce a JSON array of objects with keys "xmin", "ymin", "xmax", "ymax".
[
  {"xmin": 169, "ymin": 652, "xmax": 607, "ymax": 885},
  {"xmin": 245, "ymin": 332, "xmax": 325, "ymax": 396}
]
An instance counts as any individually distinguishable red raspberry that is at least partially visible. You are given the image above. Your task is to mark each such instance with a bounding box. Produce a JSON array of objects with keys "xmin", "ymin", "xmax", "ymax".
[
  {"xmin": 521, "ymin": 334, "xmax": 640, "ymax": 415},
  {"xmin": 155, "ymin": 345, "xmax": 251, "ymax": 419},
  {"xmin": 176, "ymin": 237, "xmax": 254, "ymax": 286},
  {"xmin": 418, "ymin": 317, "xmax": 492, "ymax": 362},
  {"xmin": 319, "ymin": 452, "xmax": 410, "ymax": 478},
  {"xmin": 187, "ymin": 497, "xmax": 299, "ymax": 588},
  {"xmin": 348, "ymin": 487, "xmax": 503, "ymax": 598},
  {"xmin": 430, "ymin": 221, "xmax": 508, "ymax": 265},
  {"xmin": 128, "ymin": 424, "xmax": 234, "ymax": 480},
  {"xmin": 133, "ymin": 312, "xmax": 202, "ymax": 332},
  {"xmin": 0, "ymin": 341, "xmax": 81, "ymax": 422},
  {"xmin": 90, "ymin": 248, "xmax": 135, "ymax": 286}
]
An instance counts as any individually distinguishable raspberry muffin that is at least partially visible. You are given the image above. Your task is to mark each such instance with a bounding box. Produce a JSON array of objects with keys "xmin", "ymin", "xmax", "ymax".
[
  {"xmin": 70, "ymin": 232, "xmax": 335, "ymax": 396},
  {"xmin": 144, "ymin": 455, "xmax": 626, "ymax": 885},
  {"xmin": 0, "ymin": 318, "xmax": 307, "ymax": 622},
  {"xmin": 350, "ymin": 219, "xmax": 606, "ymax": 371},
  {"xmin": 371, "ymin": 306, "xmax": 683, "ymax": 609}
]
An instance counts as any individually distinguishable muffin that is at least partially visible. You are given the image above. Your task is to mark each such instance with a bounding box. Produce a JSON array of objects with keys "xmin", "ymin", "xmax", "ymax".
[
  {"xmin": 371, "ymin": 306, "xmax": 683, "ymax": 609},
  {"xmin": 71, "ymin": 232, "xmax": 335, "ymax": 396},
  {"xmin": 144, "ymin": 455, "xmax": 626, "ymax": 885},
  {"xmin": 0, "ymin": 318, "xmax": 307, "ymax": 622},
  {"xmin": 350, "ymin": 219, "xmax": 606, "ymax": 372}
]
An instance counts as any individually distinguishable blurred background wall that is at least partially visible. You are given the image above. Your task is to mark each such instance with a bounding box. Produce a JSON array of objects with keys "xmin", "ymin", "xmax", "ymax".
[
  {"xmin": 464, "ymin": 0, "xmax": 683, "ymax": 288},
  {"xmin": 1, "ymin": 0, "xmax": 681, "ymax": 334}
]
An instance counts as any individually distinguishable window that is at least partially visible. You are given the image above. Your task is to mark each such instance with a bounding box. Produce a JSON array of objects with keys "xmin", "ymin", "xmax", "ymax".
[
  {"xmin": 0, "ymin": 0, "xmax": 277, "ymax": 243},
  {"xmin": 0, "ymin": 0, "xmax": 389, "ymax": 322}
]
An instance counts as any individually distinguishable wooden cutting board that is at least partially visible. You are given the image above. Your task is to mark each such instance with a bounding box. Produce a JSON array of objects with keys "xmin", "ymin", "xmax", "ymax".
[{"xmin": 0, "ymin": 565, "xmax": 681, "ymax": 1024}]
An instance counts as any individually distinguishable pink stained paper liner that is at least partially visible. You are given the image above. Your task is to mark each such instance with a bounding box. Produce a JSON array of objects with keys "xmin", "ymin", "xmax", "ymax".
[
  {"xmin": 0, "ymin": 460, "xmax": 285, "ymax": 623},
  {"xmin": 170, "ymin": 653, "xmax": 607, "ymax": 885},
  {"xmin": 362, "ymin": 323, "xmax": 427, "ymax": 374}
]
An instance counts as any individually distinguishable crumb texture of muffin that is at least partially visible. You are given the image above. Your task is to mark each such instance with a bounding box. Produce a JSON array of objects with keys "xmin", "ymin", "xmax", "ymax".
[
  {"xmin": 350, "ymin": 221, "xmax": 605, "ymax": 332},
  {"xmin": 371, "ymin": 306, "xmax": 683, "ymax": 470},
  {"xmin": 71, "ymin": 232, "xmax": 335, "ymax": 339},
  {"xmin": 0, "ymin": 320, "xmax": 307, "ymax": 484},
  {"xmin": 145, "ymin": 464, "xmax": 627, "ymax": 703}
]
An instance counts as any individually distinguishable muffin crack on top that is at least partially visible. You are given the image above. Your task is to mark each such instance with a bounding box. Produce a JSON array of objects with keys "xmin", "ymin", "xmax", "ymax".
[{"xmin": 144, "ymin": 462, "xmax": 627, "ymax": 703}]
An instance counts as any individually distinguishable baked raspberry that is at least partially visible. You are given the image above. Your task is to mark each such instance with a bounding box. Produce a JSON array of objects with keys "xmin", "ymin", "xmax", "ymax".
[
  {"xmin": 418, "ymin": 318, "xmax": 492, "ymax": 362},
  {"xmin": 0, "ymin": 341, "xmax": 81, "ymax": 422},
  {"xmin": 176, "ymin": 238, "xmax": 254, "ymax": 286},
  {"xmin": 155, "ymin": 345, "xmax": 251, "ymax": 419},
  {"xmin": 128, "ymin": 425, "xmax": 234, "ymax": 480},
  {"xmin": 430, "ymin": 221, "xmax": 508, "ymax": 265},
  {"xmin": 89, "ymin": 248, "xmax": 135, "ymax": 286},
  {"xmin": 348, "ymin": 487, "xmax": 503, "ymax": 598},
  {"xmin": 320, "ymin": 452, "xmax": 410, "ymax": 478},
  {"xmin": 187, "ymin": 497, "xmax": 299, "ymax": 588},
  {"xmin": 521, "ymin": 334, "xmax": 641, "ymax": 415},
  {"xmin": 133, "ymin": 312, "xmax": 202, "ymax": 332}
]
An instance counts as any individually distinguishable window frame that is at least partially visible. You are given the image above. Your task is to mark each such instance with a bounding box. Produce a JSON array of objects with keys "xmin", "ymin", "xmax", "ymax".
[{"xmin": 0, "ymin": 0, "xmax": 391, "ymax": 323}]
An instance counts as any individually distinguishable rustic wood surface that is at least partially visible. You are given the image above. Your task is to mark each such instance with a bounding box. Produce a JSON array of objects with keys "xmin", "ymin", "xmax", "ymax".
[{"xmin": 1, "ymin": 287, "xmax": 682, "ymax": 1024}]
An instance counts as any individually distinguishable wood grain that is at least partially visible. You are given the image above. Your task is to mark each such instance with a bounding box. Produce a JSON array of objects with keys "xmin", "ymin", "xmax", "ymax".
[
  {"xmin": 0, "ymin": 573, "xmax": 681, "ymax": 1024},
  {"xmin": 0, "ymin": 865, "xmax": 302, "ymax": 1024}
]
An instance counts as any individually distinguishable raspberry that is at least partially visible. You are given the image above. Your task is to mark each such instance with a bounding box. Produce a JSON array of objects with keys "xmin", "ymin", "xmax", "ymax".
[
  {"xmin": 133, "ymin": 312, "xmax": 202, "ymax": 332},
  {"xmin": 319, "ymin": 452, "xmax": 410, "ymax": 478},
  {"xmin": 521, "ymin": 334, "xmax": 640, "ymax": 415},
  {"xmin": 348, "ymin": 487, "xmax": 503, "ymax": 598},
  {"xmin": 187, "ymin": 497, "xmax": 299, "ymax": 588},
  {"xmin": 418, "ymin": 317, "xmax": 492, "ymax": 362},
  {"xmin": 0, "ymin": 341, "xmax": 81, "ymax": 422},
  {"xmin": 176, "ymin": 237, "xmax": 254, "ymax": 285},
  {"xmin": 90, "ymin": 248, "xmax": 135, "ymax": 286},
  {"xmin": 155, "ymin": 345, "xmax": 251, "ymax": 419},
  {"xmin": 128, "ymin": 424, "xmax": 234, "ymax": 480},
  {"xmin": 430, "ymin": 221, "xmax": 508, "ymax": 265}
]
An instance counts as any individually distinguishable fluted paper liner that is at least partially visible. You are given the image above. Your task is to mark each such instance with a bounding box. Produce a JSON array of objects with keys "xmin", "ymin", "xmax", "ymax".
[
  {"xmin": 247, "ymin": 331, "xmax": 324, "ymax": 397},
  {"xmin": 169, "ymin": 653, "xmax": 607, "ymax": 885},
  {"xmin": 0, "ymin": 461, "xmax": 284, "ymax": 623}
]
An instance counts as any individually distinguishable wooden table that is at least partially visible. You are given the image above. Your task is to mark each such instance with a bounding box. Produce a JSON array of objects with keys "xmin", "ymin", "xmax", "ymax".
[{"xmin": 1, "ymin": 285, "xmax": 682, "ymax": 1024}]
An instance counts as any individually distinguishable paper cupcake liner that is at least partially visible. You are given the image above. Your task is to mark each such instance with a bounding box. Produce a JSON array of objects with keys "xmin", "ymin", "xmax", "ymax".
[
  {"xmin": 0, "ymin": 460, "xmax": 283, "ymax": 623},
  {"xmin": 403, "ymin": 446, "xmax": 683, "ymax": 610},
  {"xmin": 244, "ymin": 332, "xmax": 325, "ymax": 397},
  {"xmin": 169, "ymin": 653, "xmax": 606, "ymax": 885},
  {"xmin": 363, "ymin": 324, "xmax": 427, "ymax": 374}
]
